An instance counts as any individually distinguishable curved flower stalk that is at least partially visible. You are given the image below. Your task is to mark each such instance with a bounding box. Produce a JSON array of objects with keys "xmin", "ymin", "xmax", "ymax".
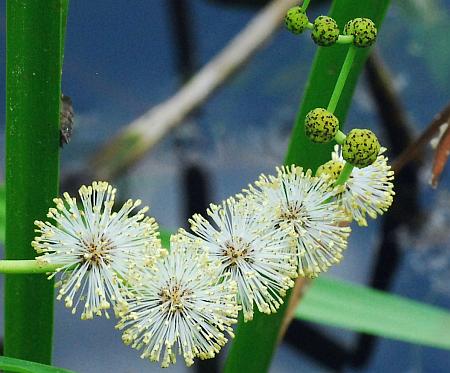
[
  {"xmin": 320, "ymin": 145, "xmax": 395, "ymax": 226},
  {"xmin": 32, "ymin": 181, "xmax": 165, "ymax": 320},
  {"xmin": 244, "ymin": 165, "xmax": 351, "ymax": 279},
  {"xmin": 182, "ymin": 197, "xmax": 297, "ymax": 321},
  {"xmin": 117, "ymin": 235, "xmax": 238, "ymax": 368}
]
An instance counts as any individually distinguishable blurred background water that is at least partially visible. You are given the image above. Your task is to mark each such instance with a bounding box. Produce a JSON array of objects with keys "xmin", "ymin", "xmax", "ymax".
[{"xmin": 1, "ymin": 0, "xmax": 450, "ymax": 372}]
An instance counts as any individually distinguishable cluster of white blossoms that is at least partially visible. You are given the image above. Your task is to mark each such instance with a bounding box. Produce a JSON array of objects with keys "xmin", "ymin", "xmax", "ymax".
[
  {"xmin": 116, "ymin": 235, "xmax": 239, "ymax": 367},
  {"xmin": 317, "ymin": 145, "xmax": 395, "ymax": 227},
  {"xmin": 32, "ymin": 152, "xmax": 394, "ymax": 366},
  {"xmin": 26, "ymin": 4, "xmax": 395, "ymax": 367},
  {"xmin": 32, "ymin": 181, "xmax": 164, "ymax": 320},
  {"xmin": 181, "ymin": 197, "xmax": 297, "ymax": 321},
  {"xmin": 243, "ymin": 166, "xmax": 351, "ymax": 278}
]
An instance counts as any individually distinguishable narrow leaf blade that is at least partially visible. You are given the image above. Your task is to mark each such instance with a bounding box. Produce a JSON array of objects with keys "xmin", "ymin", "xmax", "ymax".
[
  {"xmin": 0, "ymin": 356, "xmax": 76, "ymax": 373},
  {"xmin": 297, "ymin": 277, "xmax": 450, "ymax": 350}
]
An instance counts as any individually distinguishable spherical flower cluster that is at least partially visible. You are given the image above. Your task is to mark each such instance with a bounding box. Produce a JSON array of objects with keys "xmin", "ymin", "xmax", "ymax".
[
  {"xmin": 182, "ymin": 198, "xmax": 297, "ymax": 321},
  {"xmin": 244, "ymin": 166, "xmax": 351, "ymax": 278},
  {"xmin": 343, "ymin": 128, "xmax": 381, "ymax": 168},
  {"xmin": 305, "ymin": 107, "xmax": 339, "ymax": 143},
  {"xmin": 311, "ymin": 16, "xmax": 340, "ymax": 46},
  {"xmin": 32, "ymin": 181, "xmax": 164, "ymax": 319},
  {"xmin": 116, "ymin": 238, "xmax": 239, "ymax": 367},
  {"xmin": 285, "ymin": 7, "xmax": 378, "ymax": 50},
  {"xmin": 324, "ymin": 145, "xmax": 395, "ymax": 226},
  {"xmin": 285, "ymin": 6, "xmax": 309, "ymax": 34},
  {"xmin": 303, "ymin": 105, "xmax": 394, "ymax": 228},
  {"xmin": 344, "ymin": 17, "xmax": 377, "ymax": 48},
  {"xmin": 316, "ymin": 159, "xmax": 344, "ymax": 179}
]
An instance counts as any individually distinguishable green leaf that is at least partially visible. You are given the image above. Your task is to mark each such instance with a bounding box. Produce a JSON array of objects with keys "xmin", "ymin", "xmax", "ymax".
[
  {"xmin": 0, "ymin": 356, "xmax": 76, "ymax": 373},
  {"xmin": 224, "ymin": 1, "xmax": 391, "ymax": 371},
  {"xmin": 4, "ymin": 0, "xmax": 69, "ymax": 364},
  {"xmin": 296, "ymin": 277, "xmax": 450, "ymax": 350}
]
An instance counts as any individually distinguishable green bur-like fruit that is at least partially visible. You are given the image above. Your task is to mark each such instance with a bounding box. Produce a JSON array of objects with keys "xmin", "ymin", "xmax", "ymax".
[
  {"xmin": 316, "ymin": 160, "xmax": 344, "ymax": 181},
  {"xmin": 285, "ymin": 6, "xmax": 309, "ymax": 34},
  {"xmin": 311, "ymin": 16, "xmax": 339, "ymax": 46},
  {"xmin": 342, "ymin": 129, "xmax": 380, "ymax": 168},
  {"xmin": 344, "ymin": 17, "xmax": 377, "ymax": 47},
  {"xmin": 305, "ymin": 108, "xmax": 339, "ymax": 143}
]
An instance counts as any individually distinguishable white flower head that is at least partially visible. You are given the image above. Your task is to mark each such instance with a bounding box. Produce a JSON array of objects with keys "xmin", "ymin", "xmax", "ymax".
[
  {"xmin": 245, "ymin": 165, "xmax": 351, "ymax": 279},
  {"xmin": 117, "ymin": 235, "xmax": 238, "ymax": 368},
  {"xmin": 327, "ymin": 145, "xmax": 395, "ymax": 226},
  {"xmin": 183, "ymin": 197, "xmax": 297, "ymax": 321},
  {"xmin": 32, "ymin": 181, "xmax": 165, "ymax": 320}
]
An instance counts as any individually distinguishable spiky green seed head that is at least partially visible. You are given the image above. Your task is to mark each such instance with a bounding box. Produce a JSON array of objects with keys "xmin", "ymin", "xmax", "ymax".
[
  {"xmin": 311, "ymin": 16, "xmax": 339, "ymax": 46},
  {"xmin": 285, "ymin": 6, "xmax": 309, "ymax": 34},
  {"xmin": 344, "ymin": 18, "xmax": 377, "ymax": 48},
  {"xmin": 342, "ymin": 129, "xmax": 380, "ymax": 168},
  {"xmin": 316, "ymin": 160, "xmax": 344, "ymax": 181},
  {"xmin": 305, "ymin": 108, "xmax": 339, "ymax": 143}
]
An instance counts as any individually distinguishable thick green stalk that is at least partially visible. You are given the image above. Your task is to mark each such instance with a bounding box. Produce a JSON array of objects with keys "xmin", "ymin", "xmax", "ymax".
[
  {"xmin": 4, "ymin": 0, "xmax": 67, "ymax": 364},
  {"xmin": 224, "ymin": 1, "xmax": 391, "ymax": 372},
  {"xmin": 0, "ymin": 261, "xmax": 61, "ymax": 275}
]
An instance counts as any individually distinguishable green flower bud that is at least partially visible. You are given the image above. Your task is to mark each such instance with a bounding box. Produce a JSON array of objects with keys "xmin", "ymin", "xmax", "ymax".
[
  {"xmin": 305, "ymin": 108, "xmax": 339, "ymax": 143},
  {"xmin": 285, "ymin": 6, "xmax": 309, "ymax": 34},
  {"xmin": 342, "ymin": 129, "xmax": 380, "ymax": 168},
  {"xmin": 316, "ymin": 160, "xmax": 344, "ymax": 181},
  {"xmin": 343, "ymin": 18, "xmax": 377, "ymax": 48},
  {"xmin": 311, "ymin": 16, "xmax": 339, "ymax": 46}
]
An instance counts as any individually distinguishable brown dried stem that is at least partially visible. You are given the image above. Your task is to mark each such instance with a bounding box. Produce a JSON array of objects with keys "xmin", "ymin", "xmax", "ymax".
[
  {"xmin": 90, "ymin": 0, "xmax": 299, "ymax": 180},
  {"xmin": 393, "ymin": 102, "xmax": 450, "ymax": 174}
]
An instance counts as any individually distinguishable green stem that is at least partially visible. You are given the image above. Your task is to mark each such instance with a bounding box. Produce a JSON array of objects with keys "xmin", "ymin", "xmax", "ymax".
[
  {"xmin": 4, "ymin": 0, "xmax": 67, "ymax": 365},
  {"xmin": 0, "ymin": 260, "xmax": 61, "ymax": 275},
  {"xmin": 306, "ymin": 22, "xmax": 314, "ymax": 30},
  {"xmin": 335, "ymin": 130, "xmax": 346, "ymax": 144},
  {"xmin": 327, "ymin": 45, "xmax": 357, "ymax": 113},
  {"xmin": 336, "ymin": 34, "xmax": 354, "ymax": 44},
  {"xmin": 301, "ymin": 0, "xmax": 312, "ymax": 11},
  {"xmin": 335, "ymin": 162, "xmax": 354, "ymax": 186}
]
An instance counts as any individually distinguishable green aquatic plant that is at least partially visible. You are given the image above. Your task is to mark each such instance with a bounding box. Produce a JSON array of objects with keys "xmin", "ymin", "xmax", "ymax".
[{"xmin": 1, "ymin": 0, "xmax": 450, "ymax": 372}]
